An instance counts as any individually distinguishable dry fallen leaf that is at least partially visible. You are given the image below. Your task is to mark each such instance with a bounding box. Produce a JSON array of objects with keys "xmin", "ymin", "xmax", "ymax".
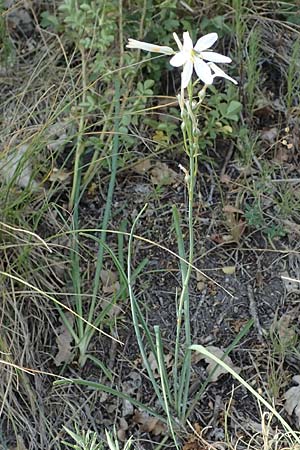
[
  {"xmin": 148, "ymin": 351, "xmax": 173, "ymax": 378},
  {"xmin": 196, "ymin": 281, "xmax": 205, "ymax": 292},
  {"xmin": 133, "ymin": 410, "xmax": 166, "ymax": 435},
  {"xmin": 270, "ymin": 310, "xmax": 297, "ymax": 347},
  {"xmin": 196, "ymin": 272, "xmax": 206, "ymax": 292},
  {"xmin": 0, "ymin": 144, "xmax": 37, "ymax": 189},
  {"xmin": 222, "ymin": 266, "xmax": 236, "ymax": 275},
  {"xmin": 100, "ymin": 269, "xmax": 120, "ymax": 294},
  {"xmin": 223, "ymin": 205, "xmax": 244, "ymax": 215},
  {"xmin": 196, "ymin": 345, "xmax": 240, "ymax": 382},
  {"xmin": 261, "ymin": 127, "xmax": 278, "ymax": 143},
  {"xmin": 132, "ymin": 159, "xmax": 152, "ymax": 174},
  {"xmin": 49, "ymin": 167, "xmax": 71, "ymax": 183},
  {"xmin": 284, "ymin": 375, "xmax": 300, "ymax": 427},
  {"xmin": 117, "ymin": 417, "xmax": 129, "ymax": 442},
  {"xmin": 220, "ymin": 173, "xmax": 231, "ymax": 184},
  {"xmin": 223, "ymin": 204, "xmax": 246, "ymax": 243},
  {"xmin": 150, "ymin": 162, "xmax": 179, "ymax": 186},
  {"xmin": 122, "ymin": 399, "xmax": 133, "ymax": 418},
  {"xmin": 211, "ymin": 233, "xmax": 235, "ymax": 244},
  {"xmin": 122, "ymin": 371, "xmax": 142, "ymax": 417},
  {"xmin": 182, "ymin": 423, "xmax": 206, "ymax": 450},
  {"xmin": 54, "ymin": 313, "xmax": 74, "ymax": 366}
]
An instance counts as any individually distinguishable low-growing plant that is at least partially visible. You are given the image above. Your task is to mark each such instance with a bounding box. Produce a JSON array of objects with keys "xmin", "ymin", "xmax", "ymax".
[
  {"xmin": 201, "ymin": 84, "xmax": 243, "ymax": 150},
  {"xmin": 63, "ymin": 425, "xmax": 133, "ymax": 450}
]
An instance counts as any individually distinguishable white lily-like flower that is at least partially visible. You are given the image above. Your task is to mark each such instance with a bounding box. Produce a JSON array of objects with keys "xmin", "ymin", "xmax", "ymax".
[
  {"xmin": 208, "ymin": 62, "xmax": 238, "ymax": 85},
  {"xmin": 170, "ymin": 31, "xmax": 232, "ymax": 88},
  {"xmin": 126, "ymin": 32, "xmax": 236, "ymax": 90},
  {"xmin": 126, "ymin": 38, "xmax": 174, "ymax": 55}
]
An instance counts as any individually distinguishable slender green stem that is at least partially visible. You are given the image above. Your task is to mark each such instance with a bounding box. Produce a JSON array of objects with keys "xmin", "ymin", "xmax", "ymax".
[
  {"xmin": 155, "ymin": 325, "xmax": 179, "ymax": 448},
  {"xmin": 87, "ymin": 79, "xmax": 120, "ymax": 326},
  {"xmin": 54, "ymin": 378, "xmax": 165, "ymax": 421},
  {"xmin": 172, "ymin": 206, "xmax": 187, "ymax": 412},
  {"xmin": 177, "ymin": 82, "xmax": 197, "ymax": 420},
  {"xmin": 68, "ymin": 46, "xmax": 88, "ymax": 343},
  {"xmin": 69, "ymin": 46, "xmax": 87, "ymax": 211},
  {"xmin": 83, "ymin": 0, "xmax": 147, "ymax": 187},
  {"xmin": 77, "ymin": 79, "xmax": 121, "ymax": 365},
  {"xmin": 154, "ymin": 325, "xmax": 173, "ymax": 406},
  {"xmin": 128, "ymin": 205, "xmax": 165, "ymax": 409}
]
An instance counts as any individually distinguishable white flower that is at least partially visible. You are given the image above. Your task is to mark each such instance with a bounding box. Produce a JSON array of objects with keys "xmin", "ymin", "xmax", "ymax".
[
  {"xmin": 209, "ymin": 62, "xmax": 238, "ymax": 85},
  {"xmin": 126, "ymin": 38, "xmax": 174, "ymax": 55},
  {"xmin": 126, "ymin": 32, "xmax": 237, "ymax": 89},
  {"xmin": 170, "ymin": 31, "xmax": 232, "ymax": 88}
]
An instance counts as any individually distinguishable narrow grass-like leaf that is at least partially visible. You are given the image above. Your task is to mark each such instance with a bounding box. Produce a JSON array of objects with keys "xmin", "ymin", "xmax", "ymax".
[
  {"xmin": 50, "ymin": 228, "xmax": 234, "ymax": 298},
  {"xmin": 88, "ymin": 79, "xmax": 121, "ymax": 326},
  {"xmin": 186, "ymin": 318, "xmax": 253, "ymax": 419},
  {"xmin": 54, "ymin": 378, "xmax": 165, "ymax": 421},
  {"xmin": 128, "ymin": 205, "xmax": 165, "ymax": 409},
  {"xmin": 154, "ymin": 325, "xmax": 179, "ymax": 448},
  {"xmin": 154, "ymin": 325, "xmax": 173, "ymax": 406},
  {"xmin": 79, "ymin": 233, "xmax": 155, "ymax": 356},
  {"xmin": 172, "ymin": 205, "xmax": 187, "ymax": 412},
  {"xmin": 84, "ymin": 354, "xmax": 113, "ymax": 381},
  {"xmin": 190, "ymin": 344, "xmax": 300, "ymax": 444},
  {"xmin": 0, "ymin": 271, "xmax": 117, "ymax": 341},
  {"xmin": 117, "ymin": 219, "xmax": 127, "ymax": 271}
]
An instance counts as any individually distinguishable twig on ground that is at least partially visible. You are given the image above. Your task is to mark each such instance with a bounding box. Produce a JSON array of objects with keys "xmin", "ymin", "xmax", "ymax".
[{"xmin": 247, "ymin": 284, "xmax": 264, "ymax": 339}]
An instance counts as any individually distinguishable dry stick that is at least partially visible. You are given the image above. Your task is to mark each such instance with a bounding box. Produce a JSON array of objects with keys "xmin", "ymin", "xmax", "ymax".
[{"xmin": 247, "ymin": 284, "xmax": 264, "ymax": 338}]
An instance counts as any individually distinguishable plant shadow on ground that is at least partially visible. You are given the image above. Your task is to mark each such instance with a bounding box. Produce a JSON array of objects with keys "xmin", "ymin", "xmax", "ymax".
[{"xmin": 1, "ymin": 1, "xmax": 300, "ymax": 449}]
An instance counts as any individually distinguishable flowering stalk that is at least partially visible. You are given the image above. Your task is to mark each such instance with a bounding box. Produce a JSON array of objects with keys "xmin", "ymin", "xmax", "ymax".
[
  {"xmin": 174, "ymin": 81, "xmax": 209, "ymax": 419},
  {"xmin": 127, "ymin": 30, "xmax": 237, "ymax": 423}
]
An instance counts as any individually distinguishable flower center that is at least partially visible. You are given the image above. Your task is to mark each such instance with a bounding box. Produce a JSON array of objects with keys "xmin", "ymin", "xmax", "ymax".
[{"xmin": 189, "ymin": 49, "xmax": 196, "ymax": 63}]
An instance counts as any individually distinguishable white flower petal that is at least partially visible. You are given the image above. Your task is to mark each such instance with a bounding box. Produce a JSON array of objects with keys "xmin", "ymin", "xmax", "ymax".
[
  {"xmin": 181, "ymin": 60, "xmax": 194, "ymax": 88},
  {"xmin": 194, "ymin": 57, "xmax": 213, "ymax": 85},
  {"xmin": 194, "ymin": 33, "xmax": 218, "ymax": 52},
  {"xmin": 209, "ymin": 63, "xmax": 238, "ymax": 84},
  {"xmin": 170, "ymin": 51, "xmax": 187, "ymax": 67},
  {"xmin": 222, "ymin": 73, "xmax": 238, "ymax": 84},
  {"xmin": 126, "ymin": 39, "xmax": 174, "ymax": 55},
  {"xmin": 173, "ymin": 32, "xmax": 183, "ymax": 51},
  {"xmin": 200, "ymin": 51, "xmax": 232, "ymax": 63},
  {"xmin": 182, "ymin": 31, "xmax": 193, "ymax": 51}
]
